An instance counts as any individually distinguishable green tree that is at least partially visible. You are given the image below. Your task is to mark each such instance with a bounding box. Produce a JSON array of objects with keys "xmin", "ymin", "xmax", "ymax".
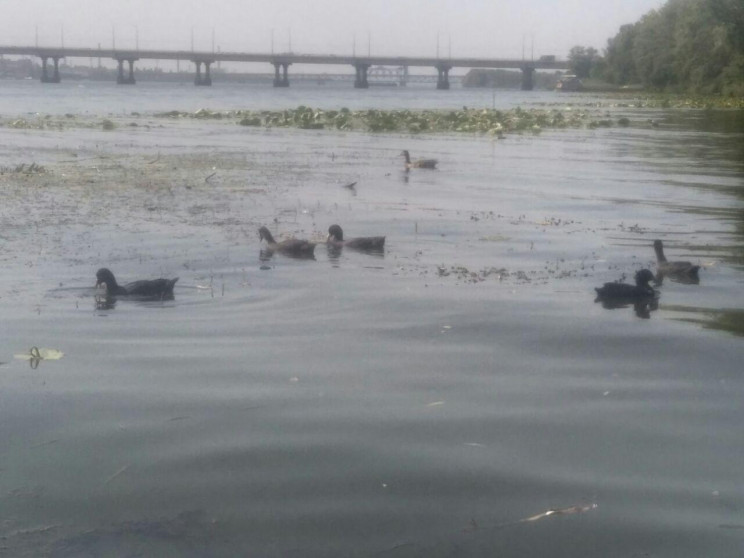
[
  {"xmin": 604, "ymin": 23, "xmax": 639, "ymax": 84},
  {"xmin": 633, "ymin": 8, "xmax": 677, "ymax": 89},
  {"xmin": 600, "ymin": 0, "xmax": 744, "ymax": 93},
  {"xmin": 568, "ymin": 46, "xmax": 601, "ymax": 78}
]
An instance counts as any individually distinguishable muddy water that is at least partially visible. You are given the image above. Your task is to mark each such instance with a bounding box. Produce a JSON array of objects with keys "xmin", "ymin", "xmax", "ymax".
[{"xmin": 1, "ymin": 92, "xmax": 743, "ymax": 557}]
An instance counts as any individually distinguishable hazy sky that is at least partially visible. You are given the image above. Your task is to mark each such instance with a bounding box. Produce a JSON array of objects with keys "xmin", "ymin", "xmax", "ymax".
[{"xmin": 2, "ymin": 0, "xmax": 665, "ymax": 59}]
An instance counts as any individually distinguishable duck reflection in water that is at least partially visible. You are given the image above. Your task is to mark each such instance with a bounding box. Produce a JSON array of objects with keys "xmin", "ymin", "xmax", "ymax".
[
  {"xmin": 595, "ymin": 269, "xmax": 660, "ymax": 319},
  {"xmin": 95, "ymin": 292, "xmax": 117, "ymax": 311}
]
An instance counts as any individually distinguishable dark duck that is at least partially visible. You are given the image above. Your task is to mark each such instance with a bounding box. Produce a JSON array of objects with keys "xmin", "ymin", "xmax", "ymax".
[
  {"xmin": 595, "ymin": 269, "xmax": 657, "ymax": 301},
  {"xmin": 259, "ymin": 226, "xmax": 316, "ymax": 258},
  {"xmin": 96, "ymin": 268, "xmax": 179, "ymax": 298},
  {"xmin": 401, "ymin": 150, "xmax": 438, "ymax": 170},
  {"xmin": 653, "ymin": 240, "xmax": 700, "ymax": 282},
  {"xmin": 326, "ymin": 224, "xmax": 385, "ymax": 252}
]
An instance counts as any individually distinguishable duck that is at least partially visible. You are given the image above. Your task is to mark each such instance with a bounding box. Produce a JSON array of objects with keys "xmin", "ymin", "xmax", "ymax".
[
  {"xmin": 326, "ymin": 224, "xmax": 385, "ymax": 252},
  {"xmin": 595, "ymin": 269, "xmax": 657, "ymax": 301},
  {"xmin": 401, "ymin": 150, "xmax": 438, "ymax": 170},
  {"xmin": 653, "ymin": 240, "xmax": 700, "ymax": 279},
  {"xmin": 95, "ymin": 268, "xmax": 178, "ymax": 298},
  {"xmin": 258, "ymin": 226, "xmax": 316, "ymax": 258}
]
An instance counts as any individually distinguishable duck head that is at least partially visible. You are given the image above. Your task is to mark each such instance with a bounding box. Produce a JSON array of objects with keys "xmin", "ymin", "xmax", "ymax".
[
  {"xmin": 95, "ymin": 268, "xmax": 119, "ymax": 291},
  {"xmin": 653, "ymin": 240, "xmax": 667, "ymax": 262},
  {"xmin": 327, "ymin": 224, "xmax": 344, "ymax": 242},
  {"xmin": 634, "ymin": 268, "xmax": 655, "ymax": 287},
  {"xmin": 258, "ymin": 226, "xmax": 276, "ymax": 244}
]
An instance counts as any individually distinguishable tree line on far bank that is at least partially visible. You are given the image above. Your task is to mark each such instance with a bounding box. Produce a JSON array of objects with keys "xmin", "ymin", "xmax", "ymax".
[{"xmin": 568, "ymin": 0, "xmax": 743, "ymax": 95}]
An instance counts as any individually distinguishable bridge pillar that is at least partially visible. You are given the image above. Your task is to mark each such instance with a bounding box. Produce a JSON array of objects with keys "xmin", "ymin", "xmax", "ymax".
[
  {"xmin": 51, "ymin": 57, "xmax": 61, "ymax": 83},
  {"xmin": 194, "ymin": 61, "xmax": 213, "ymax": 85},
  {"xmin": 116, "ymin": 59, "xmax": 136, "ymax": 84},
  {"xmin": 521, "ymin": 66, "xmax": 535, "ymax": 91},
  {"xmin": 127, "ymin": 59, "xmax": 136, "ymax": 84},
  {"xmin": 436, "ymin": 64, "xmax": 451, "ymax": 90},
  {"xmin": 40, "ymin": 57, "xmax": 49, "ymax": 82},
  {"xmin": 273, "ymin": 62, "xmax": 290, "ymax": 87},
  {"xmin": 203, "ymin": 61, "xmax": 212, "ymax": 86},
  {"xmin": 354, "ymin": 63, "xmax": 369, "ymax": 89},
  {"xmin": 40, "ymin": 56, "xmax": 61, "ymax": 83}
]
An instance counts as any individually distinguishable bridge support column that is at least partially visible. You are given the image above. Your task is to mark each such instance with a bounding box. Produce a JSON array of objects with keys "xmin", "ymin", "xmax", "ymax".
[
  {"xmin": 40, "ymin": 57, "xmax": 61, "ymax": 83},
  {"xmin": 203, "ymin": 61, "xmax": 212, "ymax": 86},
  {"xmin": 436, "ymin": 64, "xmax": 451, "ymax": 90},
  {"xmin": 273, "ymin": 63, "xmax": 290, "ymax": 87},
  {"xmin": 51, "ymin": 57, "xmax": 61, "ymax": 83},
  {"xmin": 127, "ymin": 59, "xmax": 136, "ymax": 84},
  {"xmin": 521, "ymin": 66, "xmax": 535, "ymax": 91},
  {"xmin": 194, "ymin": 61, "xmax": 213, "ymax": 85},
  {"xmin": 40, "ymin": 57, "xmax": 49, "ymax": 82},
  {"xmin": 116, "ymin": 59, "xmax": 136, "ymax": 84},
  {"xmin": 354, "ymin": 63, "xmax": 369, "ymax": 88}
]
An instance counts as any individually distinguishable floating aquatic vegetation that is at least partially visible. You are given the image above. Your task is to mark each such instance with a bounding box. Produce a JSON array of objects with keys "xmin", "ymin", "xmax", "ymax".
[
  {"xmin": 588, "ymin": 119, "xmax": 614, "ymax": 128},
  {"xmin": 0, "ymin": 162, "xmax": 45, "ymax": 175},
  {"xmin": 158, "ymin": 105, "xmax": 602, "ymax": 135}
]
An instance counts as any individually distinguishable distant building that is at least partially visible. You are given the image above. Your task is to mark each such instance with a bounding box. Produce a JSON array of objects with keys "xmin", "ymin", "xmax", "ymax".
[{"xmin": 0, "ymin": 57, "xmax": 35, "ymax": 79}]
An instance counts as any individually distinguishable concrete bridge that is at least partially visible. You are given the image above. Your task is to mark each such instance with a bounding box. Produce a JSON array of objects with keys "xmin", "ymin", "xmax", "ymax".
[{"xmin": 0, "ymin": 45, "xmax": 569, "ymax": 90}]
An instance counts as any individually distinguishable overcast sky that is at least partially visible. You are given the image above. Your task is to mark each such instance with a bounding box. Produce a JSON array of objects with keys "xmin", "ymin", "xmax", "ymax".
[{"xmin": 2, "ymin": 0, "xmax": 665, "ymax": 59}]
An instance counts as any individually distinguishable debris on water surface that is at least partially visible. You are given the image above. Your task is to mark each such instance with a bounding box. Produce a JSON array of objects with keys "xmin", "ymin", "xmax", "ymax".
[
  {"xmin": 521, "ymin": 503, "xmax": 598, "ymax": 523},
  {"xmin": 14, "ymin": 347, "xmax": 64, "ymax": 362},
  {"xmin": 478, "ymin": 235, "xmax": 510, "ymax": 242},
  {"xmin": 437, "ymin": 264, "xmax": 509, "ymax": 283},
  {"xmin": 103, "ymin": 465, "xmax": 130, "ymax": 486},
  {"xmin": 463, "ymin": 502, "xmax": 598, "ymax": 535}
]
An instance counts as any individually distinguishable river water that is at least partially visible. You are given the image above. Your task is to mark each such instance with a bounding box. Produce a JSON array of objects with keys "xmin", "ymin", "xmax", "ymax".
[{"xmin": 0, "ymin": 80, "xmax": 743, "ymax": 557}]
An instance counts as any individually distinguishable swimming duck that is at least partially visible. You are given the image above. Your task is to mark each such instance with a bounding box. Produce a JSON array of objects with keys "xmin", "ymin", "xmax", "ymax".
[
  {"xmin": 259, "ymin": 226, "xmax": 316, "ymax": 258},
  {"xmin": 401, "ymin": 150, "xmax": 438, "ymax": 170},
  {"xmin": 653, "ymin": 240, "xmax": 700, "ymax": 279},
  {"xmin": 95, "ymin": 268, "xmax": 179, "ymax": 298},
  {"xmin": 327, "ymin": 224, "xmax": 385, "ymax": 252},
  {"xmin": 595, "ymin": 269, "xmax": 657, "ymax": 301}
]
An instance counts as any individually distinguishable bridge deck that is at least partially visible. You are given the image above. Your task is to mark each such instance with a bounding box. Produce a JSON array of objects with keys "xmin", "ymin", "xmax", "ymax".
[{"xmin": 0, "ymin": 46, "xmax": 568, "ymax": 70}]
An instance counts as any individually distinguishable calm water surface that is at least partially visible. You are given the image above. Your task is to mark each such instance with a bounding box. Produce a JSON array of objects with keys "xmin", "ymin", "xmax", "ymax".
[{"xmin": 0, "ymin": 81, "xmax": 743, "ymax": 557}]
